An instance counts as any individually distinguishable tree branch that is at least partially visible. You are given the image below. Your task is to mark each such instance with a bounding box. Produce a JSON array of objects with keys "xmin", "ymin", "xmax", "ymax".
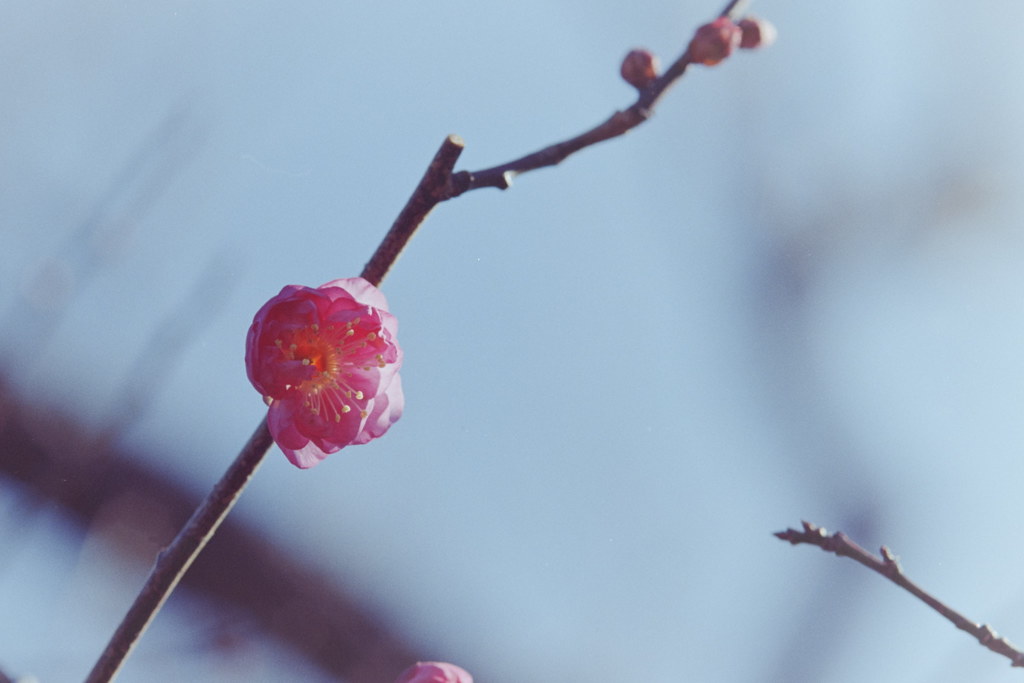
[{"xmin": 775, "ymin": 520, "xmax": 1024, "ymax": 668}]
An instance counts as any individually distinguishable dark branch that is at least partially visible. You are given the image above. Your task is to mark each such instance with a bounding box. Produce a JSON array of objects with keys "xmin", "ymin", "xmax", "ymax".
[{"xmin": 775, "ymin": 520, "xmax": 1024, "ymax": 668}]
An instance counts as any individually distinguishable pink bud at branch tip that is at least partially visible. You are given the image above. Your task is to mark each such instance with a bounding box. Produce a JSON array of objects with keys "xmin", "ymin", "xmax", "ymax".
[
  {"xmin": 620, "ymin": 48, "xmax": 660, "ymax": 90},
  {"xmin": 394, "ymin": 662, "xmax": 474, "ymax": 683},
  {"xmin": 688, "ymin": 17, "xmax": 742, "ymax": 66},
  {"xmin": 245, "ymin": 277, "xmax": 404, "ymax": 469},
  {"xmin": 738, "ymin": 17, "xmax": 777, "ymax": 50}
]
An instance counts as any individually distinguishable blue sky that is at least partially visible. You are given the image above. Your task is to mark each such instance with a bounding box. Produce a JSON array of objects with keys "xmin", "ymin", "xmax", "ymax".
[{"xmin": 3, "ymin": 2, "xmax": 1024, "ymax": 682}]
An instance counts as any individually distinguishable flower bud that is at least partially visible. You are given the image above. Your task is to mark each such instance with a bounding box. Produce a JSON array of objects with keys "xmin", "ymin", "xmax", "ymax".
[
  {"xmin": 687, "ymin": 17, "xmax": 741, "ymax": 66},
  {"xmin": 738, "ymin": 17, "xmax": 777, "ymax": 49},
  {"xmin": 620, "ymin": 48, "xmax": 660, "ymax": 90}
]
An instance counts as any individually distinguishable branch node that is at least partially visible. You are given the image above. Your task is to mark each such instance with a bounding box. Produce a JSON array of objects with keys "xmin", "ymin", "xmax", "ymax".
[
  {"xmin": 447, "ymin": 171, "xmax": 473, "ymax": 198},
  {"xmin": 880, "ymin": 545, "xmax": 903, "ymax": 577},
  {"xmin": 827, "ymin": 531, "xmax": 849, "ymax": 554}
]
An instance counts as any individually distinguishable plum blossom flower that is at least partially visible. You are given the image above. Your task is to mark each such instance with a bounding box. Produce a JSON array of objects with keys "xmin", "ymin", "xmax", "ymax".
[
  {"xmin": 394, "ymin": 662, "xmax": 473, "ymax": 683},
  {"xmin": 245, "ymin": 277, "xmax": 403, "ymax": 468}
]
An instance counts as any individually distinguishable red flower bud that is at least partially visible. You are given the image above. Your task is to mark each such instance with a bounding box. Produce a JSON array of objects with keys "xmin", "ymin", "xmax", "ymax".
[
  {"xmin": 738, "ymin": 17, "xmax": 777, "ymax": 50},
  {"xmin": 620, "ymin": 48, "xmax": 660, "ymax": 90},
  {"xmin": 687, "ymin": 17, "xmax": 741, "ymax": 66}
]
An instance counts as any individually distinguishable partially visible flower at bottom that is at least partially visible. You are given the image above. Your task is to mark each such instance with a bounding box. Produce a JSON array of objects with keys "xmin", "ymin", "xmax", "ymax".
[
  {"xmin": 394, "ymin": 662, "xmax": 473, "ymax": 683},
  {"xmin": 245, "ymin": 277, "xmax": 403, "ymax": 468}
]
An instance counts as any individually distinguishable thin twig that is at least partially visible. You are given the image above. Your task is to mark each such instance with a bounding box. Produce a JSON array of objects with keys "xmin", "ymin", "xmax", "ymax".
[
  {"xmin": 446, "ymin": 0, "xmax": 755, "ymax": 194},
  {"xmin": 775, "ymin": 520, "xmax": 1024, "ymax": 668}
]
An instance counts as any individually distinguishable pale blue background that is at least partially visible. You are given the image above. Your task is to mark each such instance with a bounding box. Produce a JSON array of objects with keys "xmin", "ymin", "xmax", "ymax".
[{"xmin": 3, "ymin": 1, "xmax": 1024, "ymax": 682}]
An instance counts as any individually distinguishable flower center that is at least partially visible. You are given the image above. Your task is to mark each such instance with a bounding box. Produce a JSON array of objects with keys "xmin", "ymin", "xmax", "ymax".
[{"xmin": 272, "ymin": 318, "xmax": 388, "ymax": 422}]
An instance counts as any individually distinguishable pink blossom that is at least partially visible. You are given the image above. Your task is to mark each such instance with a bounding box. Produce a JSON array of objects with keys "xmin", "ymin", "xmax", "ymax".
[
  {"xmin": 394, "ymin": 662, "xmax": 473, "ymax": 683},
  {"xmin": 245, "ymin": 277, "xmax": 403, "ymax": 468}
]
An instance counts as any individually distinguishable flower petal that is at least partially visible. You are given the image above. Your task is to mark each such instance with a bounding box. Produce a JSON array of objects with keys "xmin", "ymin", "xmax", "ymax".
[
  {"xmin": 282, "ymin": 440, "xmax": 334, "ymax": 469},
  {"xmin": 267, "ymin": 399, "xmax": 312, "ymax": 450},
  {"xmin": 353, "ymin": 374, "xmax": 404, "ymax": 445},
  {"xmin": 320, "ymin": 277, "xmax": 391, "ymax": 310}
]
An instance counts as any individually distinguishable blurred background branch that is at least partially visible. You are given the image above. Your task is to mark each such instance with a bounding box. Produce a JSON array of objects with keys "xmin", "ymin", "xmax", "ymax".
[{"xmin": 0, "ymin": 377, "xmax": 421, "ymax": 681}]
